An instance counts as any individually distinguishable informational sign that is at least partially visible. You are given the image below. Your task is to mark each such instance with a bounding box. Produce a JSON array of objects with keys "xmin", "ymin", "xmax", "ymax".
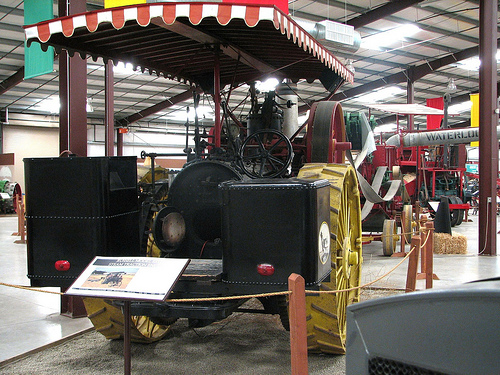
[
  {"xmin": 466, "ymin": 163, "xmax": 479, "ymax": 174},
  {"xmin": 65, "ymin": 256, "xmax": 190, "ymax": 302}
]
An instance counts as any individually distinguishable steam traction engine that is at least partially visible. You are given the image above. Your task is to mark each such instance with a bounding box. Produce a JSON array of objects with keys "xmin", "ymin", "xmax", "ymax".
[{"xmin": 24, "ymin": 3, "xmax": 362, "ymax": 354}]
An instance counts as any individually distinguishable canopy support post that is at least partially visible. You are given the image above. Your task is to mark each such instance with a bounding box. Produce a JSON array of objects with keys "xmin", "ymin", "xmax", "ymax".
[{"xmin": 214, "ymin": 46, "xmax": 221, "ymax": 148}]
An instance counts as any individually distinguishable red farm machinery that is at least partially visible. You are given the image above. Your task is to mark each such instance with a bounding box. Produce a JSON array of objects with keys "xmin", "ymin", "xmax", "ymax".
[{"xmin": 344, "ymin": 104, "xmax": 496, "ymax": 256}]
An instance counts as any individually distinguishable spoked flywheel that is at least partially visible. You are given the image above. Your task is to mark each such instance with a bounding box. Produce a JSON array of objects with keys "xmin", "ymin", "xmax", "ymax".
[
  {"xmin": 297, "ymin": 163, "xmax": 362, "ymax": 354},
  {"xmin": 83, "ymin": 174, "xmax": 172, "ymax": 343}
]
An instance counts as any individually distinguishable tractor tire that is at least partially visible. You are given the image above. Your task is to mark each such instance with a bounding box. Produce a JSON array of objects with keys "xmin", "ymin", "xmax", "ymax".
[
  {"xmin": 83, "ymin": 298, "xmax": 170, "ymax": 342},
  {"xmin": 402, "ymin": 204, "xmax": 414, "ymax": 244},
  {"xmin": 382, "ymin": 219, "xmax": 398, "ymax": 256},
  {"xmin": 84, "ymin": 176, "xmax": 172, "ymax": 342},
  {"xmin": 298, "ymin": 163, "xmax": 362, "ymax": 354},
  {"xmin": 449, "ymin": 196, "xmax": 464, "ymax": 227}
]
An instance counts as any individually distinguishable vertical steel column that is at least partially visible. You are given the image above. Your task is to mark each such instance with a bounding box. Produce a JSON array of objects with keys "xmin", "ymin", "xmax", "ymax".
[
  {"xmin": 58, "ymin": 0, "xmax": 87, "ymax": 156},
  {"xmin": 117, "ymin": 131, "xmax": 124, "ymax": 156},
  {"xmin": 59, "ymin": 50, "xmax": 69, "ymax": 153},
  {"xmin": 406, "ymin": 70, "xmax": 414, "ymax": 131},
  {"xmin": 478, "ymin": 0, "xmax": 498, "ymax": 255},
  {"xmin": 214, "ymin": 47, "xmax": 221, "ymax": 148},
  {"xmin": 105, "ymin": 61, "xmax": 114, "ymax": 156}
]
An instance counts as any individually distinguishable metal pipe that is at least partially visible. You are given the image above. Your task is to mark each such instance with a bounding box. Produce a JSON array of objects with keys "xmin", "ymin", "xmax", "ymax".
[{"xmin": 385, "ymin": 126, "xmax": 500, "ymax": 147}]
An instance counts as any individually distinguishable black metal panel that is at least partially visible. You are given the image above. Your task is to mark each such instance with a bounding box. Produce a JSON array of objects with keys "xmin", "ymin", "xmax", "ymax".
[
  {"xmin": 24, "ymin": 156, "xmax": 140, "ymax": 287},
  {"xmin": 221, "ymin": 178, "xmax": 330, "ymax": 288}
]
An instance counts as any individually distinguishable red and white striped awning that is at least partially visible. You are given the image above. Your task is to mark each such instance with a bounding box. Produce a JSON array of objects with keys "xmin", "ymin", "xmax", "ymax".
[{"xmin": 24, "ymin": 2, "xmax": 353, "ymax": 88}]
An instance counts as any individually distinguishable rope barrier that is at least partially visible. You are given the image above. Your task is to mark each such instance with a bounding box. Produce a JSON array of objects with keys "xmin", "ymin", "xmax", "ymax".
[
  {"xmin": 0, "ymin": 246, "xmax": 417, "ymax": 300},
  {"xmin": 0, "ymin": 223, "xmax": 431, "ymax": 302},
  {"xmin": 0, "ymin": 282, "xmax": 63, "ymax": 295},
  {"xmin": 305, "ymin": 245, "xmax": 416, "ymax": 295}
]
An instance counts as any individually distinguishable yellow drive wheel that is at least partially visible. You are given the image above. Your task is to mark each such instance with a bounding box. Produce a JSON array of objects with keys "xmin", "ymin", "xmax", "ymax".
[
  {"xmin": 83, "ymin": 298, "xmax": 170, "ymax": 342},
  {"xmin": 83, "ymin": 177, "xmax": 171, "ymax": 343},
  {"xmin": 298, "ymin": 163, "xmax": 362, "ymax": 354}
]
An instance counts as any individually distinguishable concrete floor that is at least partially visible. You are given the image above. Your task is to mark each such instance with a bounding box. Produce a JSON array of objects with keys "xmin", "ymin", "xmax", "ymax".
[{"xmin": 0, "ymin": 212, "xmax": 499, "ymax": 365}]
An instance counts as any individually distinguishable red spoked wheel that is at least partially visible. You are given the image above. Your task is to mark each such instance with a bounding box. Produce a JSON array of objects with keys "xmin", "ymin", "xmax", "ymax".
[{"xmin": 305, "ymin": 101, "xmax": 346, "ymax": 164}]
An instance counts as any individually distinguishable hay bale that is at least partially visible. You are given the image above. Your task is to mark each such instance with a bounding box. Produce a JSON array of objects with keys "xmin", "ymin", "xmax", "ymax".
[{"xmin": 433, "ymin": 232, "xmax": 468, "ymax": 254}]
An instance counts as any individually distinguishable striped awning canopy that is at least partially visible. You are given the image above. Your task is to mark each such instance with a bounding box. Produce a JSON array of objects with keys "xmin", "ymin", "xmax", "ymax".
[{"xmin": 24, "ymin": 2, "xmax": 353, "ymax": 90}]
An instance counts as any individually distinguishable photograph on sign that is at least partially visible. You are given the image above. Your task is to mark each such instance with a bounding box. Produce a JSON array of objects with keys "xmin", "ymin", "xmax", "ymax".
[{"xmin": 65, "ymin": 256, "xmax": 190, "ymax": 301}]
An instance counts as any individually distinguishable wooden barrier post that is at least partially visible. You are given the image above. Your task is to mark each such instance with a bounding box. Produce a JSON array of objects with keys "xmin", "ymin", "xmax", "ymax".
[
  {"xmin": 14, "ymin": 200, "xmax": 26, "ymax": 244},
  {"xmin": 417, "ymin": 219, "xmax": 439, "ymax": 286},
  {"xmin": 288, "ymin": 273, "xmax": 308, "ymax": 375},
  {"xmin": 424, "ymin": 221, "xmax": 438, "ymax": 288},
  {"xmin": 417, "ymin": 215, "xmax": 427, "ymax": 281},
  {"xmin": 405, "ymin": 236, "xmax": 420, "ymax": 292},
  {"xmin": 12, "ymin": 199, "xmax": 21, "ymax": 236}
]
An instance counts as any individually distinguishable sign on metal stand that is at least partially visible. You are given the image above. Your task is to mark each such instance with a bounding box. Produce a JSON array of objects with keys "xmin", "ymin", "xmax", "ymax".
[{"xmin": 65, "ymin": 256, "xmax": 190, "ymax": 375}]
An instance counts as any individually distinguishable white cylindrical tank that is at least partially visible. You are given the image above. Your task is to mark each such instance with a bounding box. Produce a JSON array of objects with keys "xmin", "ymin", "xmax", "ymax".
[
  {"xmin": 386, "ymin": 126, "xmax": 500, "ymax": 147},
  {"xmin": 276, "ymin": 83, "xmax": 298, "ymax": 138}
]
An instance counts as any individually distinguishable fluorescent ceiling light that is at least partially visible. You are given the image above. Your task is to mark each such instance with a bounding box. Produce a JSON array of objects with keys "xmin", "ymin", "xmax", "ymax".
[
  {"xmin": 354, "ymin": 86, "xmax": 406, "ymax": 104},
  {"xmin": 256, "ymin": 78, "xmax": 280, "ymax": 92},
  {"xmin": 34, "ymin": 97, "xmax": 59, "ymax": 113},
  {"xmin": 448, "ymin": 101, "xmax": 472, "ymax": 114},
  {"xmin": 87, "ymin": 62, "xmax": 140, "ymax": 75},
  {"xmin": 113, "ymin": 62, "xmax": 140, "ymax": 75},
  {"xmin": 34, "ymin": 96, "xmax": 95, "ymax": 113},
  {"xmin": 454, "ymin": 50, "xmax": 500, "ymax": 71},
  {"xmin": 361, "ymin": 24, "xmax": 420, "ymax": 50},
  {"xmin": 373, "ymin": 123, "xmax": 397, "ymax": 134},
  {"xmin": 164, "ymin": 105, "xmax": 215, "ymax": 122}
]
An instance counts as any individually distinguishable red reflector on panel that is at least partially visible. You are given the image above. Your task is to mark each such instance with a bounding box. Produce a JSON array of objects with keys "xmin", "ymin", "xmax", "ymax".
[
  {"xmin": 257, "ymin": 263, "xmax": 275, "ymax": 276},
  {"xmin": 55, "ymin": 260, "xmax": 70, "ymax": 271}
]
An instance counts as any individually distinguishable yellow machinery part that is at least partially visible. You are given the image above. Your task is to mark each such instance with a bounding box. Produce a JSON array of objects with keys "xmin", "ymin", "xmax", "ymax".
[
  {"xmin": 298, "ymin": 163, "xmax": 363, "ymax": 354},
  {"xmin": 83, "ymin": 172, "xmax": 171, "ymax": 342}
]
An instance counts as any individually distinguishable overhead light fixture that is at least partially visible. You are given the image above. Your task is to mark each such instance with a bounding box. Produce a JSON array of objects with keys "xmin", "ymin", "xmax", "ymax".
[
  {"xmin": 113, "ymin": 62, "xmax": 140, "ymax": 75},
  {"xmin": 34, "ymin": 97, "xmax": 60, "ymax": 113},
  {"xmin": 345, "ymin": 59, "xmax": 355, "ymax": 74},
  {"xmin": 88, "ymin": 61, "xmax": 140, "ymax": 75},
  {"xmin": 256, "ymin": 78, "xmax": 280, "ymax": 92},
  {"xmin": 354, "ymin": 86, "xmax": 406, "ymax": 104},
  {"xmin": 86, "ymin": 98, "xmax": 94, "ymax": 113},
  {"xmin": 454, "ymin": 50, "xmax": 500, "ymax": 71},
  {"xmin": 164, "ymin": 105, "xmax": 215, "ymax": 122},
  {"xmin": 34, "ymin": 96, "xmax": 96, "ymax": 113},
  {"xmin": 361, "ymin": 24, "xmax": 420, "ymax": 51},
  {"xmin": 446, "ymin": 78, "xmax": 457, "ymax": 92}
]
